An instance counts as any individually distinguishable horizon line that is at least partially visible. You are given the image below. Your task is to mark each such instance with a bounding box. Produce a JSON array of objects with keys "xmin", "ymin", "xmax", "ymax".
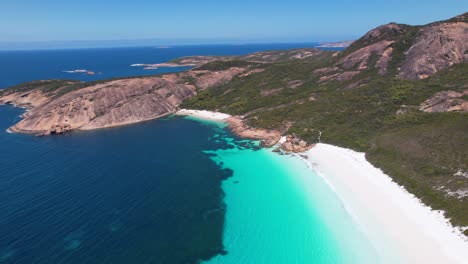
[{"xmin": 0, "ymin": 39, "xmax": 355, "ymax": 52}]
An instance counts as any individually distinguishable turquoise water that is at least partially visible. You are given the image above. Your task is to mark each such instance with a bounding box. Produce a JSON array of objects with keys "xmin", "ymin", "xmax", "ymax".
[
  {"xmin": 0, "ymin": 104, "xmax": 377, "ymax": 263},
  {"xmin": 195, "ymin": 119, "xmax": 377, "ymax": 263},
  {"xmin": 0, "ymin": 42, "xmax": 372, "ymax": 262}
]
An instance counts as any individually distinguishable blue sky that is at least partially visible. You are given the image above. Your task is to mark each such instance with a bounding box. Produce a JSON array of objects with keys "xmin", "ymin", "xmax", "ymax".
[{"xmin": 0, "ymin": 0, "xmax": 466, "ymax": 48}]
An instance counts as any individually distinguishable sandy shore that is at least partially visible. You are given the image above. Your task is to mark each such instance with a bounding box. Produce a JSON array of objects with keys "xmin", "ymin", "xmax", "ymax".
[
  {"xmin": 298, "ymin": 143, "xmax": 468, "ymax": 263},
  {"xmin": 175, "ymin": 109, "xmax": 231, "ymax": 122},
  {"xmin": 176, "ymin": 109, "xmax": 281, "ymax": 146},
  {"xmin": 177, "ymin": 110, "xmax": 468, "ymax": 262}
]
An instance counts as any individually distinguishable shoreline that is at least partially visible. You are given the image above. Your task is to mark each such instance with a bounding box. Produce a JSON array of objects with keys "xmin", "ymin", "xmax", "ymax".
[
  {"xmin": 180, "ymin": 109, "xmax": 468, "ymax": 262},
  {"xmin": 175, "ymin": 109, "xmax": 281, "ymax": 146},
  {"xmin": 296, "ymin": 144, "xmax": 468, "ymax": 263},
  {"xmin": 175, "ymin": 109, "xmax": 231, "ymax": 122}
]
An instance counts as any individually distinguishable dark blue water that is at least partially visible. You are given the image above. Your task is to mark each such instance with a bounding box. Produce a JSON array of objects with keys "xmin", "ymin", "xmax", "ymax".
[
  {"xmin": 0, "ymin": 44, "xmax": 339, "ymax": 263},
  {"xmin": 0, "ymin": 105, "xmax": 237, "ymax": 263},
  {"xmin": 0, "ymin": 43, "xmax": 324, "ymax": 89}
]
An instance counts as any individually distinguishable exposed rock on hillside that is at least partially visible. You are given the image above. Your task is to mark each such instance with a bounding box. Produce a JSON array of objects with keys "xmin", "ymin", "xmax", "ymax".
[
  {"xmin": 360, "ymin": 23, "xmax": 403, "ymax": 44},
  {"xmin": 1, "ymin": 66, "xmax": 255, "ymax": 135},
  {"xmin": 400, "ymin": 21, "xmax": 468, "ymax": 79},
  {"xmin": 280, "ymin": 135, "xmax": 312, "ymax": 152},
  {"xmin": 420, "ymin": 90, "xmax": 468, "ymax": 112},
  {"xmin": 313, "ymin": 14, "xmax": 467, "ymax": 85},
  {"xmin": 0, "ymin": 89, "xmax": 51, "ymax": 108},
  {"xmin": 2, "ymin": 13, "xmax": 467, "ymax": 137},
  {"xmin": 168, "ymin": 48, "xmax": 329, "ymax": 67},
  {"xmin": 338, "ymin": 40, "xmax": 394, "ymax": 73},
  {"xmin": 226, "ymin": 116, "xmax": 281, "ymax": 147},
  {"xmin": 9, "ymin": 77, "xmax": 196, "ymax": 134},
  {"xmin": 188, "ymin": 68, "xmax": 247, "ymax": 89}
]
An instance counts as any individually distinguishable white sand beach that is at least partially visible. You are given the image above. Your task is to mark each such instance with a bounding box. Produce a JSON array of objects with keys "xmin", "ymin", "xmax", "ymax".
[
  {"xmin": 175, "ymin": 109, "xmax": 231, "ymax": 122},
  {"xmin": 177, "ymin": 112, "xmax": 468, "ymax": 263},
  {"xmin": 300, "ymin": 143, "xmax": 468, "ymax": 263}
]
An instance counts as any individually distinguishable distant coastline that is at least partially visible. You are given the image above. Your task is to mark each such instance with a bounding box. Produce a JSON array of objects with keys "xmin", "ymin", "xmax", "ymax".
[{"xmin": 317, "ymin": 40, "xmax": 354, "ymax": 48}]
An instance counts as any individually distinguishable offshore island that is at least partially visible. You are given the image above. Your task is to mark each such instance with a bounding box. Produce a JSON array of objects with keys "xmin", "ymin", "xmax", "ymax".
[{"xmin": 1, "ymin": 12, "xmax": 468, "ymax": 263}]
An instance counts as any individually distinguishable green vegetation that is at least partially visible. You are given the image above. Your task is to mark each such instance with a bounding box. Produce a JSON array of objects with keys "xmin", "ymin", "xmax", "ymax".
[
  {"xmin": 1, "ymin": 19, "xmax": 467, "ymax": 234},
  {"xmin": 0, "ymin": 80, "xmax": 79, "ymax": 96},
  {"xmin": 337, "ymin": 23, "xmax": 416, "ymax": 60},
  {"xmin": 195, "ymin": 60, "xmax": 259, "ymax": 71},
  {"xmin": 367, "ymin": 113, "xmax": 468, "ymax": 230},
  {"xmin": 182, "ymin": 58, "xmax": 468, "ymax": 233},
  {"xmin": 386, "ymin": 26, "xmax": 420, "ymax": 73},
  {"xmin": 0, "ymin": 73, "xmax": 173, "ymax": 99}
]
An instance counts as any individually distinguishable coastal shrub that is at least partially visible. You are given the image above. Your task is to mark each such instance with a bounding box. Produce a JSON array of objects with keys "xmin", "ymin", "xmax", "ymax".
[{"xmin": 196, "ymin": 60, "xmax": 259, "ymax": 71}]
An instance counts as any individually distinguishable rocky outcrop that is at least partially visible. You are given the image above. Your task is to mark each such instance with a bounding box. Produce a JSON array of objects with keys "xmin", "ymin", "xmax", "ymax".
[
  {"xmin": 420, "ymin": 90, "xmax": 468, "ymax": 112},
  {"xmin": 338, "ymin": 40, "xmax": 394, "ymax": 74},
  {"xmin": 280, "ymin": 135, "xmax": 313, "ymax": 153},
  {"xmin": 314, "ymin": 14, "xmax": 467, "ymax": 85},
  {"xmin": 0, "ymin": 89, "xmax": 50, "ymax": 109},
  {"xmin": 1, "ymin": 62, "xmax": 257, "ymax": 135},
  {"xmin": 239, "ymin": 48, "xmax": 327, "ymax": 62},
  {"xmin": 9, "ymin": 77, "xmax": 196, "ymax": 135},
  {"xmin": 226, "ymin": 116, "xmax": 281, "ymax": 147},
  {"xmin": 400, "ymin": 21, "xmax": 468, "ymax": 80},
  {"xmin": 318, "ymin": 70, "xmax": 361, "ymax": 83},
  {"xmin": 190, "ymin": 68, "xmax": 247, "ymax": 90},
  {"xmin": 360, "ymin": 23, "xmax": 403, "ymax": 44},
  {"xmin": 168, "ymin": 48, "xmax": 329, "ymax": 67}
]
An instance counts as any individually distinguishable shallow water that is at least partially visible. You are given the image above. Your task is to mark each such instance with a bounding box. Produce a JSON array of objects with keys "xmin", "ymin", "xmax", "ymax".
[
  {"xmin": 196, "ymin": 119, "xmax": 377, "ymax": 264},
  {"xmin": 0, "ymin": 43, "xmax": 372, "ymax": 263},
  {"xmin": 0, "ymin": 106, "xmax": 377, "ymax": 263}
]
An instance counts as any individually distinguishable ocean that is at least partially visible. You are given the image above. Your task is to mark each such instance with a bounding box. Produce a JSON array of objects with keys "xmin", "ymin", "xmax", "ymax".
[
  {"xmin": 0, "ymin": 43, "xmax": 338, "ymax": 89},
  {"xmin": 0, "ymin": 44, "xmax": 376, "ymax": 263}
]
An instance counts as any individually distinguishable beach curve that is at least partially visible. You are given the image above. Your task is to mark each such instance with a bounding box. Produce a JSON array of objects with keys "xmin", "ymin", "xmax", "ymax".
[{"xmin": 301, "ymin": 143, "xmax": 468, "ymax": 263}]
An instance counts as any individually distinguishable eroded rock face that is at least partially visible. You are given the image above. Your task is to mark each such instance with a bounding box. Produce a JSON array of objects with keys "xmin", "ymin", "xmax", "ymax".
[
  {"xmin": 190, "ymin": 68, "xmax": 247, "ymax": 90},
  {"xmin": 400, "ymin": 22, "xmax": 468, "ymax": 80},
  {"xmin": 360, "ymin": 23, "xmax": 403, "ymax": 44},
  {"xmin": 171, "ymin": 48, "xmax": 329, "ymax": 65},
  {"xmin": 316, "ymin": 15, "xmax": 467, "ymax": 84},
  {"xmin": 240, "ymin": 48, "xmax": 327, "ymax": 62},
  {"xmin": 280, "ymin": 135, "xmax": 312, "ymax": 153},
  {"xmin": 9, "ymin": 77, "xmax": 196, "ymax": 135},
  {"xmin": 226, "ymin": 116, "xmax": 281, "ymax": 147},
  {"xmin": 1, "ymin": 63, "xmax": 254, "ymax": 135},
  {"xmin": 318, "ymin": 71, "xmax": 361, "ymax": 83},
  {"xmin": 338, "ymin": 40, "xmax": 394, "ymax": 73},
  {"xmin": 420, "ymin": 90, "xmax": 468, "ymax": 112},
  {"xmin": 0, "ymin": 89, "xmax": 56, "ymax": 108}
]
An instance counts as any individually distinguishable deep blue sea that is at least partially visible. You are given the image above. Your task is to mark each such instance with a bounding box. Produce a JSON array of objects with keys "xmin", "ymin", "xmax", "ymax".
[
  {"xmin": 0, "ymin": 43, "xmax": 331, "ymax": 89},
  {"xmin": 0, "ymin": 106, "xmax": 235, "ymax": 263},
  {"xmin": 0, "ymin": 44, "xmax": 374, "ymax": 264}
]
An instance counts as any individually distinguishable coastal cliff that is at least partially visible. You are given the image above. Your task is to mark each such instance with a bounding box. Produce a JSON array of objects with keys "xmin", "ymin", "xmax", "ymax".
[
  {"xmin": 0, "ymin": 48, "xmax": 331, "ymax": 136},
  {"xmin": 0, "ymin": 65, "xmax": 260, "ymax": 134},
  {"xmin": 2, "ymin": 13, "xmax": 466, "ymax": 137}
]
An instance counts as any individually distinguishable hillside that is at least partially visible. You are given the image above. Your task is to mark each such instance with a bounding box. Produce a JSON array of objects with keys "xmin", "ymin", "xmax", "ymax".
[
  {"xmin": 181, "ymin": 13, "xmax": 468, "ymax": 234},
  {"xmin": 1, "ymin": 13, "xmax": 467, "ymax": 234}
]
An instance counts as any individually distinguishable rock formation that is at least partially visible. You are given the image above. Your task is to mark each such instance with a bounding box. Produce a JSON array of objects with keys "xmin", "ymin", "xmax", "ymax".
[
  {"xmin": 312, "ymin": 13, "xmax": 467, "ymax": 85},
  {"xmin": 420, "ymin": 90, "xmax": 468, "ymax": 113},
  {"xmin": 400, "ymin": 21, "xmax": 468, "ymax": 79},
  {"xmin": 280, "ymin": 135, "xmax": 312, "ymax": 153}
]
